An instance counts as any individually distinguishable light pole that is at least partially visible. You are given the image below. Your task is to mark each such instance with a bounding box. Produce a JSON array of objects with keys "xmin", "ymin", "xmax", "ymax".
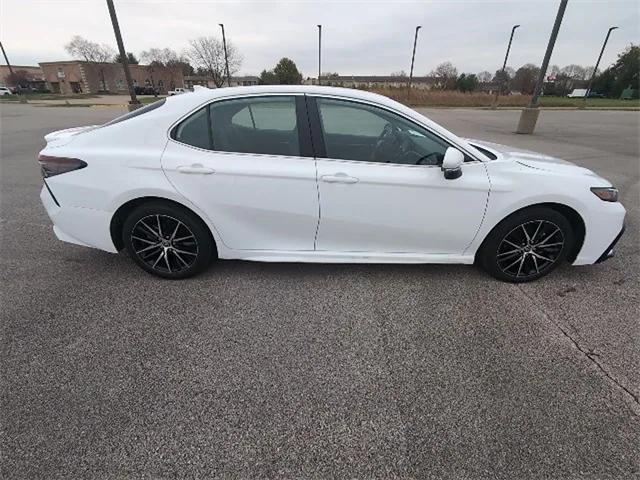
[
  {"xmin": 408, "ymin": 26, "xmax": 421, "ymax": 103},
  {"xmin": 317, "ymin": 25, "xmax": 322, "ymax": 85},
  {"xmin": 516, "ymin": 0, "xmax": 568, "ymax": 134},
  {"xmin": 583, "ymin": 26, "xmax": 618, "ymax": 104},
  {"xmin": 493, "ymin": 24, "xmax": 520, "ymax": 107},
  {"xmin": 219, "ymin": 24, "xmax": 231, "ymax": 87},
  {"xmin": 106, "ymin": 0, "xmax": 139, "ymax": 109},
  {"xmin": 0, "ymin": 42, "xmax": 15, "ymax": 78}
]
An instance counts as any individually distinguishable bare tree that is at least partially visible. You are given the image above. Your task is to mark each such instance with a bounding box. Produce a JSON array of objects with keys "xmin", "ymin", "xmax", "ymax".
[
  {"xmin": 186, "ymin": 36, "xmax": 242, "ymax": 87},
  {"xmin": 477, "ymin": 70, "xmax": 492, "ymax": 83},
  {"xmin": 65, "ymin": 35, "xmax": 115, "ymax": 63},
  {"xmin": 561, "ymin": 64, "xmax": 587, "ymax": 80},
  {"xmin": 140, "ymin": 47, "xmax": 181, "ymax": 65},
  {"xmin": 430, "ymin": 62, "xmax": 458, "ymax": 90},
  {"xmin": 390, "ymin": 70, "xmax": 407, "ymax": 77}
]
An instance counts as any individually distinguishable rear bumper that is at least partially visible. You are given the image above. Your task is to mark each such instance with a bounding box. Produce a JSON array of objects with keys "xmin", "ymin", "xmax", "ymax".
[
  {"xmin": 595, "ymin": 225, "xmax": 625, "ymax": 263},
  {"xmin": 40, "ymin": 185, "xmax": 118, "ymax": 253}
]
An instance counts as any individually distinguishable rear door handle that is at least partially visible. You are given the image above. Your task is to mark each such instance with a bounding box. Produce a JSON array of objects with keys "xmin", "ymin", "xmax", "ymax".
[
  {"xmin": 177, "ymin": 164, "xmax": 215, "ymax": 175},
  {"xmin": 321, "ymin": 173, "xmax": 359, "ymax": 184}
]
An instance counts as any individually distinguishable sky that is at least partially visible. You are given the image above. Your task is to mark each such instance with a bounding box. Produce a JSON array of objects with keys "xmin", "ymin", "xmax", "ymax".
[{"xmin": 1, "ymin": 0, "xmax": 638, "ymax": 77}]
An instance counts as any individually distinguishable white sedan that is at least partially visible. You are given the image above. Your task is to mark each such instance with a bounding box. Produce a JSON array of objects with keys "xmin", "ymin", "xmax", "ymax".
[{"xmin": 38, "ymin": 86, "xmax": 625, "ymax": 282}]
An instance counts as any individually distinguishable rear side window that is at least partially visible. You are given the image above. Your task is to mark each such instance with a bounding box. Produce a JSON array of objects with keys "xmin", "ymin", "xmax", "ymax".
[
  {"xmin": 103, "ymin": 99, "xmax": 166, "ymax": 126},
  {"xmin": 172, "ymin": 96, "xmax": 301, "ymax": 157},
  {"xmin": 174, "ymin": 107, "xmax": 210, "ymax": 150}
]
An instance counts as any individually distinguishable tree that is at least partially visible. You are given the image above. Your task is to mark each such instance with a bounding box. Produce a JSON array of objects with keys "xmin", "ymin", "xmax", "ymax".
[
  {"xmin": 259, "ymin": 69, "xmax": 278, "ymax": 85},
  {"xmin": 593, "ymin": 45, "xmax": 639, "ymax": 98},
  {"xmin": 390, "ymin": 70, "xmax": 407, "ymax": 77},
  {"xmin": 430, "ymin": 62, "xmax": 458, "ymax": 90},
  {"xmin": 512, "ymin": 63, "xmax": 540, "ymax": 94},
  {"xmin": 477, "ymin": 71, "xmax": 492, "ymax": 83},
  {"xmin": 456, "ymin": 73, "xmax": 478, "ymax": 92},
  {"xmin": 493, "ymin": 68, "xmax": 513, "ymax": 93},
  {"xmin": 140, "ymin": 47, "xmax": 194, "ymax": 76},
  {"xmin": 185, "ymin": 37, "xmax": 242, "ymax": 87},
  {"xmin": 561, "ymin": 64, "xmax": 587, "ymax": 80},
  {"xmin": 5, "ymin": 70, "xmax": 31, "ymax": 89},
  {"xmin": 273, "ymin": 58, "xmax": 303, "ymax": 84},
  {"xmin": 115, "ymin": 52, "xmax": 138, "ymax": 64},
  {"xmin": 65, "ymin": 35, "xmax": 115, "ymax": 63}
]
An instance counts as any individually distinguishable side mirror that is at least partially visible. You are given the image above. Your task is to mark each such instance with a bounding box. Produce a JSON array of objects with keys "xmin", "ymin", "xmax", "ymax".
[{"xmin": 441, "ymin": 147, "xmax": 464, "ymax": 180}]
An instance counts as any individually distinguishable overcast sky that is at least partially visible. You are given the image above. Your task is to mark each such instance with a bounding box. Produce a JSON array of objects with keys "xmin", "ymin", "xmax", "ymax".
[{"xmin": 2, "ymin": 0, "xmax": 638, "ymax": 77}]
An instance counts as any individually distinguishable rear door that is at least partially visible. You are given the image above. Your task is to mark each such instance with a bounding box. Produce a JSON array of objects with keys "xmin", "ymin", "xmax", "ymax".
[{"xmin": 162, "ymin": 95, "xmax": 319, "ymax": 251}]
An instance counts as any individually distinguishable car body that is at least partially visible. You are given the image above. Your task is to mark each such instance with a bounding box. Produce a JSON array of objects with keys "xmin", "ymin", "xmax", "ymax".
[
  {"xmin": 38, "ymin": 85, "xmax": 625, "ymax": 281},
  {"xmin": 0, "ymin": 86, "xmax": 13, "ymax": 96}
]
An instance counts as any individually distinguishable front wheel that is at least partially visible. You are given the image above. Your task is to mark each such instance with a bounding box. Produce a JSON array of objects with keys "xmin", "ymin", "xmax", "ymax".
[
  {"xmin": 122, "ymin": 202, "xmax": 215, "ymax": 279},
  {"xmin": 478, "ymin": 207, "xmax": 574, "ymax": 283}
]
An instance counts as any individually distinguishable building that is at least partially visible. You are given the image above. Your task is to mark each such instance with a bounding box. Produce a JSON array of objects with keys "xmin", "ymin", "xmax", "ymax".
[
  {"xmin": 38, "ymin": 61, "xmax": 185, "ymax": 95},
  {"xmin": 305, "ymin": 75, "xmax": 439, "ymax": 89},
  {"xmin": 184, "ymin": 75, "xmax": 259, "ymax": 89},
  {"xmin": 0, "ymin": 65, "xmax": 47, "ymax": 91}
]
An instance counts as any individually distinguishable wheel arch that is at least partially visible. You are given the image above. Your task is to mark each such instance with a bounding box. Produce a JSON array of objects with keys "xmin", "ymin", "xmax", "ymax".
[
  {"xmin": 475, "ymin": 202, "xmax": 585, "ymax": 263},
  {"xmin": 110, "ymin": 196, "xmax": 217, "ymax": 252}
]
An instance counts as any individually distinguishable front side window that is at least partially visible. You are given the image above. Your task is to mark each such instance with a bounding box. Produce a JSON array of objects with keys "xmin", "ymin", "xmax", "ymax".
[{"xmin": 316, "ymin": 97, "xmax": 450, "ymax": 166}]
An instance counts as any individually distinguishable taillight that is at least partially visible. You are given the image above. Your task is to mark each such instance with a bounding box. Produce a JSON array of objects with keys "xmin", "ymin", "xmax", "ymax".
[{"xmin": 38, "ymin": 155, "xmax": 87, "ymax": 178}]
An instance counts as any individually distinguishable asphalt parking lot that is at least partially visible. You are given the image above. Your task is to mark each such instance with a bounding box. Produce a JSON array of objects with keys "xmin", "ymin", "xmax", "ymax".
[{"xmin": 1, "ymin": 103, "xmax": 638, "ymax": 479}]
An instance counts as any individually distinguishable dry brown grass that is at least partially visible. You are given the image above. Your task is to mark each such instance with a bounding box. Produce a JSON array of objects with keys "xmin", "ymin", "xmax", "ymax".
[{"xmin": 366, "ymin": 87, "xmax": 530, "ymax": 107}]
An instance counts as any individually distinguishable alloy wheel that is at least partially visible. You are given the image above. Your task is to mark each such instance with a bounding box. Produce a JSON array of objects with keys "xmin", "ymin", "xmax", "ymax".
[
  {"xmin": 130, "ymin": 214, "xmax": 199, "ymax": 274},
  {"xmin": 496, "ymin": 220, "xmax": 565, "ymax": 279}
]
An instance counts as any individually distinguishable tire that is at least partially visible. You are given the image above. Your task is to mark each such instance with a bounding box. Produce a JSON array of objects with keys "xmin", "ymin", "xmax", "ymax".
[
  {"xmin": 122, "ymin": 201, "xmax": 215, "ymax": 279},
  {"xmin": 478, "ymin": 207, "xmax": 574, "ymax": 283}
]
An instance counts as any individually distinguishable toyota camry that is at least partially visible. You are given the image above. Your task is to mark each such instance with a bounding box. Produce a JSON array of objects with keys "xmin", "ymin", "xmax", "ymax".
[{"xmin": 38, "ymin": 86, "xmax": 625, "ymax": 282}]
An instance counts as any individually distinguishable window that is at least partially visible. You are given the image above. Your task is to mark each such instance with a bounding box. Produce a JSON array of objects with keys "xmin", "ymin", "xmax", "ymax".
[
  {"xmin": 173, "ymin": 107, "xmax": 210, "ymax": 150},
  {"xmin": 316, "ymin": 98, "xmax": 451, "ymax": 165},
  {"xmin": 103, "ymin": 99, "xmax": 166, "ymax": 127},
  {"xmin": 172, "ymin": 96, "xmax": 301, "ymax": 156}
]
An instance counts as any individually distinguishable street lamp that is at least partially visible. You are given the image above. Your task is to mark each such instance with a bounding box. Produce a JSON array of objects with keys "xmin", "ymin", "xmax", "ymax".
[
  {"xmin": 317, "ymin": 25, "xmax": 322, "ymax": 85},
  {"xmin": 493, "ymin": 24, "xmax": 520, "ymax": 107},
  {"xmin": 407, "ymin": 26, "xmax": 421, "ymax": 103},
  {"xmin": 584, "ymin": 26, "xmax": 618, "ymax": 104},
  {"xmin": 219, "ymin": 23, "xmax": 231, "ymax": 87}
]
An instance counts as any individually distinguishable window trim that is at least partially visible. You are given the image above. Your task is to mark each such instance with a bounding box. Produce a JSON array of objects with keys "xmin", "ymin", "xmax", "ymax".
[
  {"xmin": 169, "ymin": 93, "xmax": 314, "ymax": 159},
  {"xmin": 306, "ymin": 95, "xmax": 483, "ymax": 167}
]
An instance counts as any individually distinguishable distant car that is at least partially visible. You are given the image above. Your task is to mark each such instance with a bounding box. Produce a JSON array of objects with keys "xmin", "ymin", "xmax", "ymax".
[
  {"xmin": 168, "ymin": 88, "xmax": 188, "ymax": 96},
  {"xmin": 0, "ymin": 86, "xmax": 13, "ymax": 96},
  {"xmin": 567, "ymin": 89, "xmax": 588, "ymax": 98},
  {"xmin": 37, "ymin": 86, "xmax": 625, "ymax": 282}
]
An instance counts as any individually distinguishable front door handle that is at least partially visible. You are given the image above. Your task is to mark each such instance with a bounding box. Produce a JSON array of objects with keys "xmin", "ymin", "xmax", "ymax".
[
  {"xmin": 177, "ymin": 164, "xmax": 215, "ymax": 175},
  {"xmin": 321, "ymin": 173, "xmax": 359, "ymax": 184}
]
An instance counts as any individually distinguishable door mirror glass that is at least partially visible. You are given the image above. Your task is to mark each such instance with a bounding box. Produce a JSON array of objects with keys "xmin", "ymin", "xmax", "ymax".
[{"xmin": 441, "ymin": 147, "xmax": 464, "ymax": 179}]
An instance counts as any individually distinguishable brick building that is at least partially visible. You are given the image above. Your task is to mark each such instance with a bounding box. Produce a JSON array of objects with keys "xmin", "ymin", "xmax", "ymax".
[
  {"xmin": 39, "ymin": 61, "xmax": 185, "ymax": 95},
  {"xmin": 0, "ymin": 65, "xmax": 47, "ymax": 91}
]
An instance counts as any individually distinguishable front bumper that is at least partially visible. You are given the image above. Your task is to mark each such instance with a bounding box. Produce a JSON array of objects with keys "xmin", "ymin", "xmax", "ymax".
[{"xmin": 595, "ymin": 225, "xmax": 625, "ymax": 263}]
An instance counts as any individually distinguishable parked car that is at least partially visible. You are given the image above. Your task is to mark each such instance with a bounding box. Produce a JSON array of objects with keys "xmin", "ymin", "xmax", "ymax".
[
  {"xmin": 0, "ymin": 86, "xmax": 13, "ymax": 96},
  {"xmin": 168, "ymin": 87, "xmax": 188, "ymax": 96},
  {"xmin": 37, "ymin": 86, "xmax": 625, "ymax": 281}
]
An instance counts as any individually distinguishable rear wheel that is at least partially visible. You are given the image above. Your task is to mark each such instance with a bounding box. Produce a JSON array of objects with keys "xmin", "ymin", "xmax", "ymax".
[
  {"xmin": 479, "ymin": 207, "xmax": 574, "ymax": 283},
  {"xmin": 122, "ymin": 202, "xmax": 215, "ymax": 279}
]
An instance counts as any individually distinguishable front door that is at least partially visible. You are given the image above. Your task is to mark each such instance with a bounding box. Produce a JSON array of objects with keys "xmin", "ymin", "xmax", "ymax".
[
  {"xmin": 311, "ymin": 96, "xmax": 490, "ymax": 255},
  {"xmin": 162, "ymin": 95, "xmax": 319, "ymax": 251}
]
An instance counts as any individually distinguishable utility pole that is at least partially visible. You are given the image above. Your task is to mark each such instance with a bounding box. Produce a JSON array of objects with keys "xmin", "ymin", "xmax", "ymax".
[
  {"xmin": 317, "ymin": 25, "xmax": 322, "ymax": 85},
  {"xmin": 583, "ymin": 26, "xmax": 618, "ymax": 104},
  {"xmin": 492, "ymin": 24, "xmax": 520, "ymax": 107},
  {"xmin": 0, "ymin": 42, "xmax": 27, "ymax": 103},
  {"xmin": 407, "ymin": 26, "xmax": 421, "ymax": 103},
  {"xmin": 516, "ymin": 0, "xmax": 568, "ymax": 134},
  {"xmin": 106, "ymin": 0, "xmax": 139, "ymax": 109},
  {"xmin": 219, "ymin": 24, "xmax": 231, "ymax": 87}
]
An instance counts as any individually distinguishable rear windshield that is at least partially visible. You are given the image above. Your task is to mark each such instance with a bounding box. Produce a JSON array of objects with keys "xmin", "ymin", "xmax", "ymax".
[{"xmin": 103, "ymin": 99, "xmax": 166, "ymax": 126}]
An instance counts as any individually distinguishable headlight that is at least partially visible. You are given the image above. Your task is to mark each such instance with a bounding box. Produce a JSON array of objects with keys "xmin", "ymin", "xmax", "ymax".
[{"xmin": 590, "ymin": 187, "xmax": 619, "ymax": 202}]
